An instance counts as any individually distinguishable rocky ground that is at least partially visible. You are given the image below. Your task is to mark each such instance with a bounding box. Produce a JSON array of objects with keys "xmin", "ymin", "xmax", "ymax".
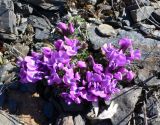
[{"xmin": 0, "ymin": 0, "xmax": 160, "ymax": 125}]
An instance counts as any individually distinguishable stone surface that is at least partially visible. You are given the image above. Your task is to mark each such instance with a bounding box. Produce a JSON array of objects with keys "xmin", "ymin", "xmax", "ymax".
[
  {"xmin": 56, "ymin": 115, "xmax": 74, "ymax": 125},
  {"xmin": 0, "ymin": 0, "xmax": 17, "ymax": 40},
  {"xmin": 146, "ymin": 96, "xmax": 159, "ymax": 118},
  {"xmin": 151, "ymin": 1, "xmax": 160, "ymax": 9},
  {"xmin": 152, "ymin": 30, "xmax": 160, "ymax": 38},
  {"xmin": 87, "ymin": 25, "xmax": 118, "ymax": 50},
  {"xmin": 96, "ymin": 24, "xmax": 117, "ymax": 37},
  {"xmin": 14, "ymin": 2, "xmax": 33, "ymax": 15},
  {"xmin": 79, "ymin": 0, "xmax": 97, "ymax": 5},
  {"xmin": 13, "ymin": 43, "xmax": 29, "ymax": 57},
  {"xmin": 130, "ymin": 6, "xmax": 154, "ymax": 22},
  {"xmin": 28, "ymin": 15, "xmax": 51, "ymax": 40},
  {"xmin": 74, "ymin": 115, "xmax": 85, "ymax": 125},
  {"xmin": 0, "ymin": 111, "xmax": 22, "ymax": 125},
  {"xmin": 22, "ymin": 0, "xmax": 65, "ymax": 10},
  {"xmin": 109, "ymin": 87, "xmax": 142, "ymax": 125},
  {"xmin": 152, "ymin": 9, "xmax": 160, "ymax": 23},
  {"xmin": 139, "ymin": 23, "xmax": 155, "ymax": 35},
  {"xmin": 0, "ymin": 91, "xmax": 6, "ymax": 108}
]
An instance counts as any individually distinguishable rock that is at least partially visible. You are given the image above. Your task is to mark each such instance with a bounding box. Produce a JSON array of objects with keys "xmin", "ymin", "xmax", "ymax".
[
  {"xmin": 87, "ymin": 25, "xmax": 118, "ymax": 50},
  {"xmin": 152, "ymin": 30, "xmax": 160, "ymax": 38},
  {"xmin": 0, "ymin": 90, "xmax": 6, "ymax": 108},
  {"xmin": 61, "ymin": 116, "xmax": 74, "ymax": 125},
  {"xmin": 43, "ymin": 102, "xmax": 54, "ymax": 119},
  {"xmin": 0, "ymin": 33, "xmax": 16, "ymax": 40},
  {"xmin": 146, "ymin": 96, "xmax": 159, "ymax": 118},
  {"xmin": 8, "ymin": 99, "xmax": 17, "ymax": 114},
  {"xmin": 152, "ymin": 9, "xmax": 160, "ymax": 23},
  {"xmin": 14, "ymin": 2, "xmax": 33, "ymax": 15},
  {"xmin": 151, "ymin": 2, "xmax": 160, "ymax": 9},
  {"xmin": 56, "ymin": 115, "xmax": 74, "ymax": 125},
  {"xmin": 17, "ymin": 18, "xmax": 28, "ymax": 34},
  {"xmin": 0, "ymin": 111, "xmax": 22, "ymax": 125},
  {"xmin": 96, "ymin": 24, "xmax": 117, "ymax": 37},
  {"xmin": 124, "ymin": 0, "xmax": 150, "ymax": 6},
  {"xmin": 28, "ymin": 15, "xmax": 52, "ymax": 40},
  {"xmin": 149, "ymin": 118, "xmax": 160, "ymax": 125},
  {"xmin": 130, "ymin": 6, "xmax": 154, "ymax": 22},
  {"xmin": 0, "ymin": 63, "xmax": 15, "ymax": 83},
  {"xmin": 79, "ymin": 0, "xmax": 97, "ymax": 5},
  {"xmin": 35, "ymin": 28, "xmax": 50, "ymax": 40},
  {"xmin": 17, "ymin": 23, "xmax": 28, "ymax": 34},
  {"xmin": 74, "ymin": 115, "xmax": 85, "ymax": 125},
  {"xmin": 139, "ymin": 23, "xmax": 155, "ymax": 35},
  {"xmin": 109, "ymin": 87, "xmax": 142, "ymax": 125},
  {"xmin": 22, "ymin": 0, "xmax": 65, "ymax": 10},
  {"xmin": 0, "ymin": 0, "xmax": 17, "ymax": 40},
  {"xmin": 13, "ymin": 43, "xmax": 29, "ymax": 57}
]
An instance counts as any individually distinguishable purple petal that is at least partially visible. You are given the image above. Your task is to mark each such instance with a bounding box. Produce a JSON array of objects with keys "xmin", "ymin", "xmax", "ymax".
[
  {"xmin": 68, "ymin": 22, "xmax": 74, "ymax": 34},
  {"xmin": 57, "ymin": 22, "xmax": 67, "ymax": 34},
  {"xmin": 114, "ymin": 72, "xmax": 122, "ymax": 80},
  {"xmin": 77, "ymin": 61, "xmax": 86, "ymax": 68},
  {"xmin": 126, "ymin": 71, "xmax": 135, "ymax": 81},
  {"xmin": 119, "ymin": 38, "xmax": 132, "ymax": 51}
]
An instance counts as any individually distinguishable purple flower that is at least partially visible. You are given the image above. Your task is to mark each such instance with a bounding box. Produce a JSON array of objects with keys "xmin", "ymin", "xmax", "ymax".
[
  {"xmin": 114, "ymin": 72, "xmax": 122, "ymax": 80},
  {"xmin": 77, "ymin": 61, "xmax": 86, "ymax": 68},
  {"xmin": 119, "ymin": 38, "xmax": 132, "ymax": 51},
  {"xmin": 57, "ymin": 22, "xmax": 68, "ymax": 34},
  {"xmin": 93, "ymin": 63, "xmax": 103, "ymax": 73},
  {"xmin": 79, "ymin": 89, "xmax": 98, "ymax": 102},
  {"xmin": 68, "ymin": 22, "xmax": 74, "ymax": 34},
  {"xmin": 63, "ymin": 37, "xmax": 80, "ymax": 56},
  {"xmin": 54, "ymin": 39, "xmax": 64, "ymax": 51},
  {"xmin": 126, "ymin": 71, "xmax": 135, "ymax": 81}
]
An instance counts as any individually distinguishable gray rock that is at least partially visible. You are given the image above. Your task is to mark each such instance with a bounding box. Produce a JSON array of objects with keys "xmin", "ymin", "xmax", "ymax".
[
  {"xmin": 0, "ymin": 0, "xmax": 17, "ymax": 40},
  {"xmin": 17, "ymin": 23, "xmax": 28, "ymax": 34},
  {"xmin": 22, "ymin": 0, "xmax": 65, "ymax": 10},
  {"xmin": 14, "ymin": 2, "xmax": 33, "ymax": 15},
  {"xmin": 130, "ymin": 6, "xmax": 154, "ymax": 22},
  {"xmin": 35, "ymin": 28, "xmax": 50, "ymax": 40},
  {"xmin": 79, "ymin": 0, "xmax": 97, "ymax": 5},
  {"xmin": 151, "ymin": 1, "xmax": 160, "ymax": 9},
  {"xmin": 0, "ymin": 110, "xmax": 23, "ymax": 125},
  {"xmin": 0, "ymin": 33, "xmax": 16, "ymax": 40},
  {"xmin": 139, "ymin": 23, "xmax": 155, "ymax": 35},
  {"xmin": 13, "ymin": 43, "xmax": 29, "ymax": 57},
  {"xmin": 152, "ymin": 30, "xmax": 160, "ymax": 38},
  {"xmin": 150, "ymin": 118, "xmax": 160, "ymax": 125},
  {"xmin": 28, "ymin": 15, "xmax": 52, "ymax": 40},
  {"xmin": 124, "ymin": 0, "xmax": 150, "ymax": 6},
  {"xmin": 87, "ymin": 25, "xmax": 118, "ymax": 50},
  {"xmin": 146, "ymin": 96, "xmax": 159, "ymax": 118},
  {"xmin": 56, "ymin": 115, "xmax": 74, "ymax": 125},
  {"xmin": 96, "ymin": 24, "xmax": 117, "ymax": 37},
  {"xmin": 74, "ymin": 115, "xmax": 85, "ymax": 125},
  {"xmin": 152, "ymin": 9, "xmax": 160, "ymax": 23},
  {"xmin": 109, "ymin": 87, "xmax": 142, "ymax": 125}
]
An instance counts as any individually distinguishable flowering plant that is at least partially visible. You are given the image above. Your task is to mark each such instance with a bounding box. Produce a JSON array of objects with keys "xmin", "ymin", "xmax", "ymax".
[{"xmin": 17, "ymin": 22, "xmax": 141, "ymax": 105}]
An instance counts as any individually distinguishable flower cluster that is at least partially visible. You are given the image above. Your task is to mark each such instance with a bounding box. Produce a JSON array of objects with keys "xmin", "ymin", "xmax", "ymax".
[{"xmin": 18, "ymin": 22, "xmax": 141, "ymax": 105}]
